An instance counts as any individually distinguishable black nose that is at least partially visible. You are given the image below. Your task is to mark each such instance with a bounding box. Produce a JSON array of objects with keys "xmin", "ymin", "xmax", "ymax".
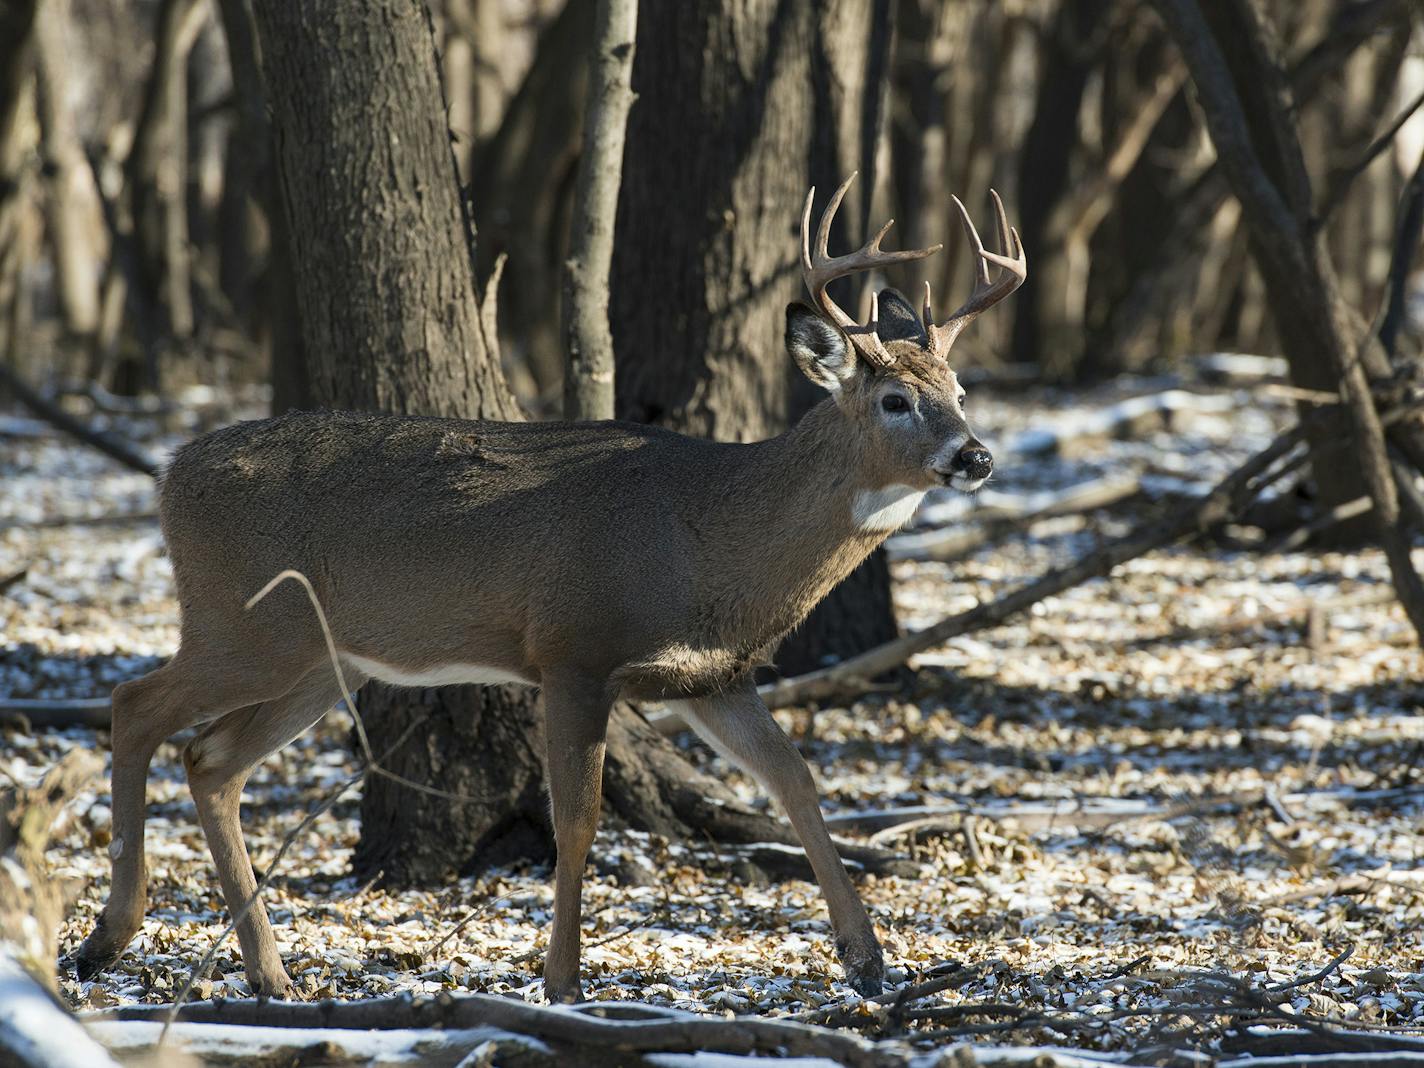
[{"xmin": 955, "ymin": 444, "xmax": 993, "ymax": 479}]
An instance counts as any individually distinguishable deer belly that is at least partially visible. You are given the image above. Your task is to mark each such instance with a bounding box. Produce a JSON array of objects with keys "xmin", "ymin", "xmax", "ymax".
[{"xmin": 342, "ymin": 654, "xmax": 533, "ymax": 689}]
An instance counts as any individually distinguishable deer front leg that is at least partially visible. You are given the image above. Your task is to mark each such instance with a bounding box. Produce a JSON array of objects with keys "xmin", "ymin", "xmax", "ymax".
[
  {"xmin": 540, "ymin": 673, "xmax": 613, "ymax": 1004},
  {"xmin": 680, "ymin": 683, "xmax": 885, "ymax": 996}
]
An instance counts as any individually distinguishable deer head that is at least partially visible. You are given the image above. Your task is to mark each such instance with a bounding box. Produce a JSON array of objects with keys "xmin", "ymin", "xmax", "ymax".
[{"xmin": 787, "ymin": 173, "xmax": 1026, "ymax": 494}]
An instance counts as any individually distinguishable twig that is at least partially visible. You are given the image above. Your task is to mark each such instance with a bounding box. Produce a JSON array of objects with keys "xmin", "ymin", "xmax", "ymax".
[
  {"xmin": 1318, "ymin": 85, "xmax": 1424, "ymax": 225},
  {"xmin": 1267, "ymin": 946, "xmax": 1354, "ymax": 992}
]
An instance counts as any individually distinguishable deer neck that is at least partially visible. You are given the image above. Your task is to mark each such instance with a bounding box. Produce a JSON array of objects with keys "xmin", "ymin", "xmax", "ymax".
[{"xmin": 706, "ymin": 398, "xmax": 923, "ymax": 649}]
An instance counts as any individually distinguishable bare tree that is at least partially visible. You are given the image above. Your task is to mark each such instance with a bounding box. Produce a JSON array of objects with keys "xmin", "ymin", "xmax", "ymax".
[
  {"xmin": 562, "ymin": 0, "xmax": 637, "ymax": 421},
  {"xmin": 1151, "ymin": 0, "xmax": 1424, "ymax": 640}
]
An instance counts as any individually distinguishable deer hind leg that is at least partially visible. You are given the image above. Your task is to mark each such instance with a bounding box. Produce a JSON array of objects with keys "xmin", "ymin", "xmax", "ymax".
[
  {"xmin": 75, "ymin": 650, "xmax": 310, "ymax": 981},
  {"xmin": 679, "ymin": 683, "xmax": 885, "ymax": 996},
  {"xmin": 539, "ymin": 672, "xmax": 614, "ymax": 1004},
  {"xmin": 182, "ymin": 666, "xmax": 361, "ymax": 999}
]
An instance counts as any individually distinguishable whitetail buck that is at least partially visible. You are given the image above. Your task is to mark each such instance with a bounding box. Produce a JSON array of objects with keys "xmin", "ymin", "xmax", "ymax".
[{"xmin": 75, "ymin": 175, "xmax": 1024, "ymax": 1003}]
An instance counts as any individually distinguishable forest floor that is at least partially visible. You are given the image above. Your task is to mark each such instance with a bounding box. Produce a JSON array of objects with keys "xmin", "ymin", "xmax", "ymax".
[{"xmin": 2, "ymin": 373, "xmax": 1422, "ymax": 1064}]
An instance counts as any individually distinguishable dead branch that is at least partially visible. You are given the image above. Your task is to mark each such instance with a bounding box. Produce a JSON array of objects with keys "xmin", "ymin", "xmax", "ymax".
[
  {"xmin": 1318, "ymin": 85, "xmax": 1424, "ymax": 225},
  {"xmin": 888, "ymin": 474, "xmax": 1141, "ymax": 564},
  {"xmin": 1151, "ymin": 0, "xmax": 1424, "ymax": 645},
  {"xmin": 1, "ymin": 954, "xmax": 123, "ymax": 1068},
  {"xmin": 825, "ymin": 785, "xmax": 1424, "ymax": 837},
  {"xmin": 90, "ymin": 1020, "xmax": 555, "ymax": 1067},
  {"xmin": 100, "ymin": 992, "xmax": 900, "ymax": 1068},
  {"xmin": 1379, "ymin": 150, "xmax": 1424, "ymax": 362},
  {"xmin": 0, "ymin": 697, "xmax": 113, "ymax": 730},
  {"xmin": 0, "ymin": 361, "xmax": 158, "ymax": 475},
  {"xmin": 1005, "ymin": 388, "xmax": 1235, "ymax": 459}
]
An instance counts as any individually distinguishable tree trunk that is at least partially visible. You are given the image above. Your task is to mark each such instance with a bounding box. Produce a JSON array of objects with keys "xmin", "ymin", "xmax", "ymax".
[
  {"xmin": 213, "ymin": 0, "xmax": 307, "ymax": 412},
  {"xmin": 471, "ymin": 0, "xmax": 593, "ymax": 407},
  {"xmin": 1009, "ymin": 0, "xmax": 1105, "ymax": 377},
  {"xmin": 611, "ymin": 0, "xmax": 901, "ymax": 678},
  {"xmin": 249, "ymin": 0, "xmax": 870, "ymax": 887},
  {"xmin": 561, "ymin": 0, "xmax": 637, "ymax": 421},
  {"xmin": 250, "ymin": 0, "xmax": 546, "ymax": 886}
]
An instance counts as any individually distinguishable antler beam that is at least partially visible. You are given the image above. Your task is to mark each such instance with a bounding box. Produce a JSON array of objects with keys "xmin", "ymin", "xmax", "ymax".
[
  {"xmin": 800, "ymin": 173, "xmax": 941, "ymax": 369},
  {"xmin": 924, "ymin": 189, "xmax": 1027, "ymax": 359}
]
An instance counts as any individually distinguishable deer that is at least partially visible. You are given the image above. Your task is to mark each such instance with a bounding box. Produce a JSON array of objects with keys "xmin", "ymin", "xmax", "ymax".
[{"xmin": 74, "ymin": 174, "xmax": 1025, "ymax": 1004}]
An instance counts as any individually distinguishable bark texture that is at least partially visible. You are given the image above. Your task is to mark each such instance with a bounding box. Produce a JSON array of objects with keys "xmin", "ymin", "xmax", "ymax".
[
  {"xmin": 562, "ymin": 0, "xmax": 637, "ymax": 421},
  {"xmin": 250, "ymin": 0, "xmax": 537, "ymax": 885},
  {"xmin": 611, "ymin": 0, "xmax": 901, "ymax": 677}
]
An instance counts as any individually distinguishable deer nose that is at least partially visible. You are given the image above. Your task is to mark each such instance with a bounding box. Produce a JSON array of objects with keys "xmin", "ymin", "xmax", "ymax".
[{"xmin": 955, "ymin": 444, "xmax": 993, "ymax": 480}]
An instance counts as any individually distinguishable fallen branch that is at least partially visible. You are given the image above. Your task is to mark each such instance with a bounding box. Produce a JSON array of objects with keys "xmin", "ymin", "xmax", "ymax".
[
  {"xmin": 1, "ymin": 954, "xmax": 123, "ymax": 1068},
  {"xmin": 0, "ymin": 361, "xmax": 158, "ymax": 476},
  {"xmin": 98, "ymin": 992, "xmax": 899, "ymax": 1068},
  {"xmin": 1005, "ymin": 388, "xmax": 1236, "ymax": 459},
  {"xmin": 825, "ymin": 785, "xmax": 1424, "ymax": 836},
  {"xmin": 0, "ymin": 697, "xmax": 113, "ymax": 730}
]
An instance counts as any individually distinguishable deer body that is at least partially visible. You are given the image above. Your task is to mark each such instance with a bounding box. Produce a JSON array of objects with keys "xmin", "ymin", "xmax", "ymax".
[
  {"xmin": 76, "ymin": 176, "xmax": 1024, "ymax": 1003},
  {"xmin": 164, "ymin": 401, "xmax": 897, "ymax": 704}
]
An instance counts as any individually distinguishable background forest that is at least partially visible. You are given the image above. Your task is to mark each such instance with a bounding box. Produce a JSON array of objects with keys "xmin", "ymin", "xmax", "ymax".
[{"xmin": 3, "ymin": 0, "xmax": 1424, "ymax": 1065}]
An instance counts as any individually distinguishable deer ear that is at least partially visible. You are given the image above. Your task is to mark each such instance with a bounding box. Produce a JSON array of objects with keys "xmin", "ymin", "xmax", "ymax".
[
  {"xmin": 876, "ymin": 288, "xmax": 928, "ymax": 347},
  {"xmin": 786, "ymin": 303, "xmax": 855, "ymax": 392}
]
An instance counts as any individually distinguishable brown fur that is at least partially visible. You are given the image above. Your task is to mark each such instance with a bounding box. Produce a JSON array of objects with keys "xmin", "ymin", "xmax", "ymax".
[{"xmin": 76, "ymin": 305, "xmax": 990, "ymax": 1003}]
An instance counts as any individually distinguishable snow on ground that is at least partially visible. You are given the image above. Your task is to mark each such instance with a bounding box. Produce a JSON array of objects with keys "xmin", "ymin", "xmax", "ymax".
[{"xmin": 2, "ymin": 378, "xmax": 1422, "ymax": 1058}]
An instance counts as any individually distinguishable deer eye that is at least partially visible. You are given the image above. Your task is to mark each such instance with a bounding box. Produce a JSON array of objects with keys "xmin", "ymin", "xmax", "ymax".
[
  {"xmin": 881, "ymin": 394, "xmax": 910, "ymax": 414},
  {"xmin": 958, "ymin": 393, "xmax": 967, "ymax": 408}
]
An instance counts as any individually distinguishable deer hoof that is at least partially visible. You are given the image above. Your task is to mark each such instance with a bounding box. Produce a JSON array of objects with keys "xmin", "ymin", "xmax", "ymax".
[
  {"xmin": 836, "ymin": 934, "xmax": 885, "ymax": 997},
  {"xmin": 73, "ymin": 917, "xmax": 134, "ymax": 981}
]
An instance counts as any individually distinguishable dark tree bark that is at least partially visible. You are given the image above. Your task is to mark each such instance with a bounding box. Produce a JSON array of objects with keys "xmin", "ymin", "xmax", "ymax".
[
  {"xmin": 611, "ymin": 0, "xmax": 900, "ymax": 678},
  {"xmin": 250, "ymin": 0, "xmax": 544, "ymax": 885},
  {"xmin": 472, "ymin": 0, "xmax": 593, "ymax": 406},
  {"xmin": 248, "ymin": 0, "xmax": 887, "ymax": 887}
]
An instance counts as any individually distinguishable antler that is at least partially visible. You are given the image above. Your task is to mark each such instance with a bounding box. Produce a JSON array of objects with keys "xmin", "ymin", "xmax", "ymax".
[
  {"xmin": 923, "ymin": 189, "xmax": 1027, "ymax": 359},
  {"xmin": 801, "ymin": 173, "xmax": 941, "ymax": 369}
]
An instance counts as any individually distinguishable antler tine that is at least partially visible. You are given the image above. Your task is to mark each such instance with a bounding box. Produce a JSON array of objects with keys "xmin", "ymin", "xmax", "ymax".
[
  {"xmin": 800, "ymin": 172, "xmax": 942, "ymax": 370},
  {"xmin": 926, "ymin": 189, "xmax": 1028, "ymax": 358}
]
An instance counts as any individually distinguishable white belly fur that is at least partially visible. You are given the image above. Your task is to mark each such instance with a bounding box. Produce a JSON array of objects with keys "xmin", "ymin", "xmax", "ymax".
[
  {"xmin": 343, "ymin": 653, "xmax": 531, "ymax": 689},
  {"xmin": 852, "ymin": 484, "xmax": 926, "ymax": 532}
]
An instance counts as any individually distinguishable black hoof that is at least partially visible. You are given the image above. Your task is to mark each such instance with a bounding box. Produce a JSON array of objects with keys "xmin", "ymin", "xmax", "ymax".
[
  {"xmin": 73, "ymin": 945, "xmax": 121, "ymax": 982},
  {"xmin": 837, "ymin": 935, "xmax": 885, "ymax": 998}
]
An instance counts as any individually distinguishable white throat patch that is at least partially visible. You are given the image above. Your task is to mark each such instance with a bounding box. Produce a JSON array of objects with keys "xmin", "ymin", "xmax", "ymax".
[{"xmin": 852, "ymin": 484, "xmax": 925, "ymax": 532}]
